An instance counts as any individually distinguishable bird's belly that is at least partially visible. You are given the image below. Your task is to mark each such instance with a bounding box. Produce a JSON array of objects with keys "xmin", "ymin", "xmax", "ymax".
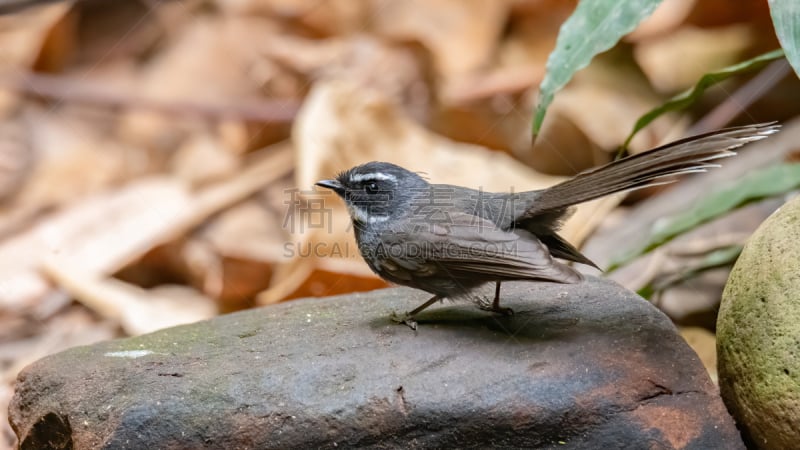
[{"xmin": 355, "ymin": 232, "xmax": 469, "ymax": 296}]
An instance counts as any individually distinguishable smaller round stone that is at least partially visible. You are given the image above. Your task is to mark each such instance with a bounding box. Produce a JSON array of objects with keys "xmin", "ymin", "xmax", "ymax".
[{"xmin": 718, "ymin": 195, "xmax": 800, "ymax": 449}]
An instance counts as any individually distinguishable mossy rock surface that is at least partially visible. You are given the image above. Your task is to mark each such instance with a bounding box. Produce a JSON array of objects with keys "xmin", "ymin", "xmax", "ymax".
[
  {"xmin": 11, "ymin": 277, "xmax": 742, "ymax": 449},
  {"xmin": 718, "ymin": 195, "xmax": 800, "ymax": 449}
]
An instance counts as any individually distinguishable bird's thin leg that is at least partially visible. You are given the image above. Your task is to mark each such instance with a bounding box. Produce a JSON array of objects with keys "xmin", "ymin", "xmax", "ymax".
[
  {"xmin": 492, "ymin": 281, "xmax": 502, "ymax": 309},
  {"xmin": 391, "ymin": 295, "xmax": 442, "ymax": 330},
  {"xmin": 490, "ymin": 281, "xmax": 513, "ymax": 316}
]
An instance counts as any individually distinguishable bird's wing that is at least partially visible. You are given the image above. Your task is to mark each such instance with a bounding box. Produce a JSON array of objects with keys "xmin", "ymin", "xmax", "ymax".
[{"xmin": 372, "ymin": 213, "xmax": 581, "ymax": 284}]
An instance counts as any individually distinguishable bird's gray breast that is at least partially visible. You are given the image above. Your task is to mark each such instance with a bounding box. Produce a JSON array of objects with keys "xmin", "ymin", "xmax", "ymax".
[{"xmin": 352, "ymin": 223, "xmax": 419, "ymax": 288}]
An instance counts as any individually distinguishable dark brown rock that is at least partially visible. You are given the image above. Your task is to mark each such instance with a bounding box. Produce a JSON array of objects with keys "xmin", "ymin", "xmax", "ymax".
[{"xmin": 9, "ymin": 277, "xmax": 742, "ymax": 449}]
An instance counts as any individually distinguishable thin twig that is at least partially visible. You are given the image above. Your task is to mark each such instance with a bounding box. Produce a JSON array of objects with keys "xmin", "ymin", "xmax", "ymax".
[
  {"xmin": 0, "ymin": 0, "xmax": 181, "ymax": 15},
  {"xmin": 0, "ymin": 0, "xmax": 65, "ymax": 14},
  {"xmin": 0, "ymin": 71, "xmax": 301, "ymax": 123},
  {"xmin": 689, "ymin": 58, "xmax": 792, "ymax": 135},
  {"xmin": 441, "ymin": 66, "xmax": 542, "ymax": 105}
]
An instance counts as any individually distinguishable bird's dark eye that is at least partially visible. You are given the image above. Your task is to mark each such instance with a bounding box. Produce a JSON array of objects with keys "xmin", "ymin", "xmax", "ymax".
[{"xmin": 365, "ymin": 182, "xmax": 379, "ymax": 194}]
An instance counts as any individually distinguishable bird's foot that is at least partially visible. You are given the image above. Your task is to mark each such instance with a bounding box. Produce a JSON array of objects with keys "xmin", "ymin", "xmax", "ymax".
[
  {"xmin": 390, "ymin": 311, "xmax": 418, "ymax": 330},
  {"xmin": 491, "ymin": 305, "xmax": 514, "ymax": 316},
  {"xmin": 477, "ymin": 298, "xmax": 514, "ymax": 316},
  {"xmin": 479, "ymin": 303, "xmax": 514, "ymax": 316}
]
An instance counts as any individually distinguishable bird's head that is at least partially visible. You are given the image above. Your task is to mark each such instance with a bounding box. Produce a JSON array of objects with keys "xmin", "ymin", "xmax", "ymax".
[{"xmin": 316, "ymin": 161, "xmax": 428, "ymax": 224}]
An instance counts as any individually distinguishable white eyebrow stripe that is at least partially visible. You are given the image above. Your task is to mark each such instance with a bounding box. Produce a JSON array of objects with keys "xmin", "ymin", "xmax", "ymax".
[{"xmin": 350, "ymin": 172, "xmax": 397, "ymax": 183}]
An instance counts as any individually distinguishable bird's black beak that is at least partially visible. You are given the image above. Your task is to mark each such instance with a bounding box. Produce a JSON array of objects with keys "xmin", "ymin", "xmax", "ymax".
[{"xmin": 315, "ymin": 179, "xmax": 345, "ymax": 195}]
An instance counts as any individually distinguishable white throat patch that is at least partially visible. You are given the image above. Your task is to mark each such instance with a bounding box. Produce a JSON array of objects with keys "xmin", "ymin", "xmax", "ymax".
[{"xmin": 347, "ymin": 204, "xmax": 389, "ymax": 224}]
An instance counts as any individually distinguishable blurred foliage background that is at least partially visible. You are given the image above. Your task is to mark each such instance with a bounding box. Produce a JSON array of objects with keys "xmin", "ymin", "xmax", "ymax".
[{"xmin": 0, "ymin": 0, "xmax": 799, "ymax": 447}]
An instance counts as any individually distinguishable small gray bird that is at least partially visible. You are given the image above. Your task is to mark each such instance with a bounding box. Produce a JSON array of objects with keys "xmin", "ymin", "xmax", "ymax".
[{"xmin": 316, "ymin": 123, "xmax": 778, "ymax": 329}]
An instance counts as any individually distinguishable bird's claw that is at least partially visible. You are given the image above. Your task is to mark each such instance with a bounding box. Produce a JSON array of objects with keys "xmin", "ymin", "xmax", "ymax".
[
  {"xmin": 390, "ymin": 311, "xmax": 418, "ymax": 330},
  {"xmin": 492, "ymin": 306, "xmax": 514, "ymax": 316},
  {"xmin": 478, "ymin": 302, "xmax": 514, "ymax": 316},
  {"xmin": 478, "ymin": 300, "xmax": 514, "ymax": 316}
]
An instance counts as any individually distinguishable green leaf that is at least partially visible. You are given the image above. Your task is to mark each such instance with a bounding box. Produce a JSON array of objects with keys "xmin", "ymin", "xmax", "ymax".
[
  {"xmin": 608, "ymin": 163, "xmax": 800, "ymax": 272},
  {"xmin": 622, "ymin": 49, "xmax": 785, "ymax": 150},
  {"xmin": 532, "ymin": 0, "xmax": 663, "ymax": 136},
  {"xmin": 770, "ymin": 0, "xmax": 800, "ymax": 79},
  {"xmin": 636, "ymin": 244, "xmax": 743, "ymax": 300}
]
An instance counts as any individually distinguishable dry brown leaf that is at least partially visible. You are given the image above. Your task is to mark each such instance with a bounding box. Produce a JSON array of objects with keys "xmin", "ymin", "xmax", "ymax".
[
  {"xmin": 370, "ymin": 0, "xmax": 510, "ymax": 78},
  {"xmin": 0, "ymin": 3, "xmax": 72, "ymax": 106},
  {"xmin": 102, "ymin": 145, "xmax": 291, "ymax": 311},
  {"xmin": 42, "ymin": 259, "xmax": 217, "ymax": 335},
  {"xmin": 171, "ymin": 132, "xmax": 241, "ymax": 187},
  {"xmin": 431, "ymin": 92, "xmax": 534, "ymax": 154},
  {"xmin": 202, "ymin": 200, "xmax": 287, "ymax": 263},
  {"xmin": 523, "ymin": 57, "xmax": 687, "ymax": 175},
  {"xmin": 129, "ymin": 16, "xmax": 279, "ymax": 104},
  {"xmin": 71, "ymin": 0, "xmax": 166, "ymax": 65},
  {"xmin": 627, "ymin": 0, "xmax": 697, "ymax": 41},
  {"xmin": 0, "ymin": 118, "xmax": 31, "ymax": 203},
  {"xmin": 543, "ymin": 81, "xmax": 685, "ymax": 154},
  {"xmin": 118, "ymin": 15, "xmax": 290, "ymax": 153},
  {"xmin": 634, "ymin": 25, "xmax": 754, "ymax": 93},
  {"xmin": 432, "ymin": 0, "xmax": 571, "ymax": 155},
  {"xmin": 0, "ymin": 144, "xmax": 291, "ymax": 310},
  {"xmin": 257, "ymin": 251, "xmax": 389, "ymax": 305},
  {"xmin": 680, "ymin": 326, "xmax": 717, "ymax": 383},
  {"xmin": 277, "ymin": 265, "xmax": 389, "ymax": 302},
  {"xmin": 217, "ymin": 120, "xmax": 252, "ymax": 156},
  {"xmin": 188, "ymin": 142, "xmax": 293, "ymax": 225},
  {"xmin": 440, "ymin": 66, "xmax": 543, "ymax": 106},
  {"xmin": 1, "ymin": 382, "xmax": 14, "ymax": 449},
  {"xmin": 260, "ymin": 34, "xmax": 433, "ymax": 122},
  {"xmin": 499, "ymin": 0, "xmax": 574, "ymax": 70},
  {"xmin": 30, "ymin": 7, "xmax": 77, "ymax": 73},
  {"xmin": 212, "ymin": 256, "xmax": 273, "ymax": 311},
  {"xmin": 256, "ymin": 250, "xmax": 315, "ymax": 305},
  {"xmin": 182, "ymin": 200, "xmax": 288, "ymax": 310},
  {"xmin": 436, "ymin": 66, "xmax": 548, "ymax": 155},
  {"xmin": 217, "ymin": 0, "xmax": 370, "ymax": 36},
  {"xmin": 9, "ymin": 105, "xmax": 133, "ymax": 209},
  {"xmin": 257, "ymin": 204, "xmax": 370, "ymax": 305},
  {"xmin": 0, "ymin": 177, "xmax": 193, "ymax": 309},
  {"xmin": 685, "ymin": 0, "xmax": 771, "ymax": 28},
  {"xmin": 148, "ymin": 145, "xmax": 293, "ymax": 309}
]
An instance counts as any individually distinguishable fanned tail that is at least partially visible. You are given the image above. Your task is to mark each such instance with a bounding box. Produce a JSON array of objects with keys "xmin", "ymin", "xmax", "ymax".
[{"xmin": 525, "ymin": 122, "xmax": 779, "ymax": 216}]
